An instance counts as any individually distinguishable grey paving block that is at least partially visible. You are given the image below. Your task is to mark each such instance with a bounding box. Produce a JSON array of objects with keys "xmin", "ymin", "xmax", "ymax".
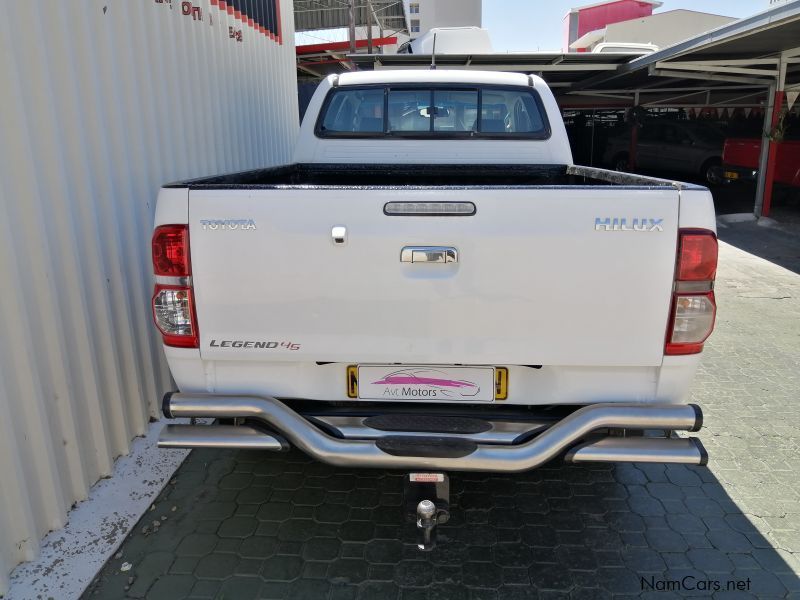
[
  {"xmin": 260, "ymin": 554, "xmax": 303, "ymax": 581},
  {"xmin": 329, "ymin": 558, "xmax": 371, "ymax": 584},
  {"xmin": 144, "ymin": 574, "xmax": 196, "ymax": 600},
  {"xmin": 218, "ymin": 516, "xmax": 258, "ymax": 539},
  {"xmin": 126, "ymin": 551, "xmax": 173, "ymax": 598}
]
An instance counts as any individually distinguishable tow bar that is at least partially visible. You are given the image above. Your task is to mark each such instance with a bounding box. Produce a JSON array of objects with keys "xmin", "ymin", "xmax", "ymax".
[{"xmin": 404, "ymin": 472, "xmax": 450, "ymax": 551}]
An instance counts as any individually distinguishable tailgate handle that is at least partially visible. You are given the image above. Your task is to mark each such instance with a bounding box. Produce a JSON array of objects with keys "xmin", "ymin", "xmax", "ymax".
[{"xmin": 400, "ymin": 246, "xmax": 458, "ymax": 264}]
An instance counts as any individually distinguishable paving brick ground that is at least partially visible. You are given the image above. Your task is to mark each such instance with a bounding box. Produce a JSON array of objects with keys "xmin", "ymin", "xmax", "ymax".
[
  {"xmin": 718, "ymin": 220, "xmax": 800, "ymax": 276},
  {"xmin": 84, "ymin": 238, "xmax": 800, "ymax": 599}
]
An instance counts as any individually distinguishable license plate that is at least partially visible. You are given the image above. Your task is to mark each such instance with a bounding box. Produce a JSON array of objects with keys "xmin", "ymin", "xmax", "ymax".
[
  {"xmin": 724, "ymin": 171, "xmax": 739, "ymax": 180},
  {"xmin": 357, "ymin": 365, "xmax": 496, "ymax": 402}
]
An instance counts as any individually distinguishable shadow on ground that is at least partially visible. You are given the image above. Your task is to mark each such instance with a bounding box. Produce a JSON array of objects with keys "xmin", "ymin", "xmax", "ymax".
[
  {"xmin": 83, "ymin": 451, "xmax": 799, "ymax": 599},
  {"xmin": 718, "ymin": 222, "xmax": 800, "ymax": 276}
]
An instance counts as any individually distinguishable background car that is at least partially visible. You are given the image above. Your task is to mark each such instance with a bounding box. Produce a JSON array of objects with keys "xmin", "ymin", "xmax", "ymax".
[{"xmin": 604, "ymin": 119, "xmax": 725, "ymax": 185}]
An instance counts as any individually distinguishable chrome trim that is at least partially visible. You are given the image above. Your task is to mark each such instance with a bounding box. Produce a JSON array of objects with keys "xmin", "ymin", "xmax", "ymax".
[
  {"xmin": 313, "ymin": 415, "xmax": 549, "ymax": 444},
  {"xmin": 158, "ymin": 424, "xmax": 285, "ymax": 450},
  {"xmin": 154, "ymin": 275, "xmax": 193, "ymax": 287},
  {"xmin": 564, "ymin": 436, "xmax": 706, "ymax": 465},
  {"xmin": 161, "ymin": 393, "xmax": 703, "ymax": 472},
  {"xmin": 400, "ymin": 246, "xmax": 458, "ymax": 264}
]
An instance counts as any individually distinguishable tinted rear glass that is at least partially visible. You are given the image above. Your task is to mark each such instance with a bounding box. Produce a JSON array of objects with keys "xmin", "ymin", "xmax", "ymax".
[
  {"xmin": 320, "ymin": 88, "xmax": 384, "ymax": 133},
  {"xmin": 316, "ymin": 85, "xmax": 550, "ymax": 138}
]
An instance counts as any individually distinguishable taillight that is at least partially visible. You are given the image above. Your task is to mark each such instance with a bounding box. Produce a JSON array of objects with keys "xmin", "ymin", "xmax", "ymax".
[
  {"xmin": 152, "ymin": 225, "xmax": 198, "ymax": 348},
  {"xmin": 677, "ymin": 231, "xmax": 717, "ymax": 281},
  {"xmin": 152, "ymin": 285, "xmax": 198, "ymax": 348},
  {"xmin": 666, "ymin": 229, "xmax": 718, "ymax": 355},
  {"xmin": 152, "ymin": 225, "xmax": 191, "ymax": 276}
]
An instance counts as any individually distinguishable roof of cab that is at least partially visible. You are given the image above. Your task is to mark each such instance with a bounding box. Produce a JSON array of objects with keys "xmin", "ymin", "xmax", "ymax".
[{"xmin": 334, "ymin": 70, "xmax": 542, "ymax": 88}]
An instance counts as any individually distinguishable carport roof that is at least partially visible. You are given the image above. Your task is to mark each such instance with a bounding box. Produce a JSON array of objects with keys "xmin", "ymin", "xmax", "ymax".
[
  {"xmin": 293, "ymin": 0, "xmax": 407, "ymax": 35},
  {"xmin": 573, "ymin": 1, "xmax": 800, "ymax": 92},
  {"xmin": 349, "ymin": 52, "xmax": 642, "ymax": 88},
  {"xmin": 351, "ymin": 2, "xmax": 800, "ymax": 97}
]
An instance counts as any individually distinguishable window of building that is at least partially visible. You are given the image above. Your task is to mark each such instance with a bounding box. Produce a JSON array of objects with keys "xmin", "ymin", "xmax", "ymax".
[
  {"xmin": 409, "ymin": 3, "xmax": 420, "ymax": 14},
  {"xmin": 410, "ymin": 19, "xmax": 420, "ymax": 33}
]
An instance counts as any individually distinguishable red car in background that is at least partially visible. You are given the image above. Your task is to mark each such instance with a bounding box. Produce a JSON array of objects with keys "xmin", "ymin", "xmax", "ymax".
[{"xmin": 718, "ymin": 138, "xmax": 800, "ymax": 189}]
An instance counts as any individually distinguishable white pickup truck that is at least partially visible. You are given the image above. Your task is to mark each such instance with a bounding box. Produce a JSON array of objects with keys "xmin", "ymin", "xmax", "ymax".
[{"xmin": 153, "ymin": 70, "xmax": 717, "ymax": 481}]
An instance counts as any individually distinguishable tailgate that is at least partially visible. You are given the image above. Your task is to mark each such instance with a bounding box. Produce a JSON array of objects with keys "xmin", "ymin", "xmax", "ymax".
[{"xmin": 190, "ymin": 187, "xmax": 679, "ymax": 367}]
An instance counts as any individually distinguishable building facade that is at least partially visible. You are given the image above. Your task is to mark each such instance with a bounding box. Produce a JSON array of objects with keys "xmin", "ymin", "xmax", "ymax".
[
  {"xmin": 0, "ymin": 1, "xmax": 298, "ymax": 593},
  {"xmin": 569, "ymin": 9, "xmax": 736, "ymax": 52},
  {"xmin": 563, "ymin": 0, "xmax": 661, "ymax": 51},
  {"xmin": 405, "ymin": 0, "xmax": 482, "ymax": 39}
]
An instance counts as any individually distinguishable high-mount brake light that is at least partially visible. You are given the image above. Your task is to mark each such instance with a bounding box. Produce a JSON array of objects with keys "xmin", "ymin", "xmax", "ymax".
[
  {"xmin": 151, "ymin": 224, "xmax": 198, "ymax": 348},
  {"xmin": 665, "ymin": 229, "xmax": 718, "ymax": 355},
  {"xmin": 152, "ymin": 225, "xmax": 191, "ymax": 277}
]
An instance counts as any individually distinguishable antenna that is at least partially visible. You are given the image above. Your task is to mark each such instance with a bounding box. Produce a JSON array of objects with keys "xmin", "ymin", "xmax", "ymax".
[{"xmin": 430, "ymin": 33, "xmax": 437, "ymax": 70}]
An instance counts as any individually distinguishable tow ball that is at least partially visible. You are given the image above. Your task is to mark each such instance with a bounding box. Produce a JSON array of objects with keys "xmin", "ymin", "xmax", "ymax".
[{"xmin": 404, "ymin": 472, "xmax": 450, "ymax": 551}]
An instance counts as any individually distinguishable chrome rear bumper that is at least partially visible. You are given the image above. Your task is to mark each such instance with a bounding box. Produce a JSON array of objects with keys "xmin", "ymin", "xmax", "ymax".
[{"xmin": 159, "ymin": 393, "xmax": 706, "ymax": 471}]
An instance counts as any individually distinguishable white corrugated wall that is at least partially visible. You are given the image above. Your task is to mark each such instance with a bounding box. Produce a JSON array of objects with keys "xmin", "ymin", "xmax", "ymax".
[{"xmin": 0, "ymin": 0, "xmax": 298, "ymax": 592}]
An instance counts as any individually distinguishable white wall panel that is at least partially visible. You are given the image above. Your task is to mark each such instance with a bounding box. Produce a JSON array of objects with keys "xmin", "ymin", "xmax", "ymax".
[{"xmin": 0, "ymin": 0, "xmax": 298, "ymax": 592}]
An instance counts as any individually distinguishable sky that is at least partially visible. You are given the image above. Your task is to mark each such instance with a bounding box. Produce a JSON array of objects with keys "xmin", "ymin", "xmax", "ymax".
[{"xmin": 482, "ymin": 0, "xmax": 770, "ymax": 52}]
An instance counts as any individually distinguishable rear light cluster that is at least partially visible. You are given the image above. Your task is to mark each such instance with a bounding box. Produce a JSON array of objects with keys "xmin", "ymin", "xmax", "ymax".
[
  {"xmin": 152, "ymin": 225, "xmax": 198, "ymax": 348},
  {"xmin": 665, "ymin": 229, "xmax": 718, "ymax": 355}
]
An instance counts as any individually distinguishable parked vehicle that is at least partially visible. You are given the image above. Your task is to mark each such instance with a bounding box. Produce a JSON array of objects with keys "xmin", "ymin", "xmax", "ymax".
[
  {"xmin": 152, "ymin": 71, "xmax": 716, "ymax": 543},
  {"xmin": 398, "ymin": 26, "xmax": 493, "ymax": 54},
  {"xmin": 716, "ymin": 137, "xmax": 800, "ymax": 189},
  {"xmin": 604, "ymin": 119, "xmax": 725, "ymax": 185},
  {"xmin": 591, "ymin": 42, "xmax": 658, "ymax": 53}
]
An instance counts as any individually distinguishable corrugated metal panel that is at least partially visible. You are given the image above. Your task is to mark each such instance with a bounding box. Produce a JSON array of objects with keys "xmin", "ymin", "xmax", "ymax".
[{"xmin": 0, "ymin": 0, "xmax": 298, "ymax": 592}]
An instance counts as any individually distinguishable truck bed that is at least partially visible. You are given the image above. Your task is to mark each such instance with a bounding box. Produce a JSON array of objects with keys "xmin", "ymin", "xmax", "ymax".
[{"xmin": 166, "ymin": 163, "xmax": 698, "ymax": 190}]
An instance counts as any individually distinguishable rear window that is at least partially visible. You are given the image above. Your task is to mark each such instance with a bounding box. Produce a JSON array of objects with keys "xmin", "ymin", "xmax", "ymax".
[{"xmin": 316, "ymin": 85, "xmax": 550, "ymax": 139}]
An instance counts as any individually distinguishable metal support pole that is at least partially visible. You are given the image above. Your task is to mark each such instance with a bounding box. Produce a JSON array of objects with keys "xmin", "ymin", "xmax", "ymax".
[
  {"xmin": 348, "ymin": 0, "xmax": 356, "ymax": 56},
  {"xmin": 366, "ymin": 0, "xmax": 373, "ymax": 54},
  {"xmin": 761, "ymin": 90, "xmax": 785, "ymax": 218},
  {"xmin": 627, "ymin": 91, "xmax": 640, "ymax": 172},
  {"xmin": 755, "ymin": 54, "xmax": 787, "ymax": 218},
  {"xmin": 755, "ymin": 84, "xmax": 775, "ymax": 217}
]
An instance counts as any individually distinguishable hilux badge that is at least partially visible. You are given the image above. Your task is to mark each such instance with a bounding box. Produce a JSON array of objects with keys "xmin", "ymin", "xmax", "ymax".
[{"xmin": 595, "ymin": 217, "xmax": 663, "ymax": 232}]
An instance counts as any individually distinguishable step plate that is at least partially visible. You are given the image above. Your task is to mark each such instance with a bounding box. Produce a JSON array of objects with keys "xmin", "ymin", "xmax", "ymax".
[
  {"xmin": 312, "ymin": 415, "xmax": 549, "ymax": 444},
  {"xmin": 364, "ymin": 414, "xmax": 492, "ymax": 434},
  {"xmin": 377, "ymin": 436, "xmax": 478, "ymax": 458}
]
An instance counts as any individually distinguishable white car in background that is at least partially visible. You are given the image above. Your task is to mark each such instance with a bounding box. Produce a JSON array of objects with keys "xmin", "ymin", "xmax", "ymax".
[{"xmin": 592, "ymin": 42, "xmax": 659, "ymax": 53}]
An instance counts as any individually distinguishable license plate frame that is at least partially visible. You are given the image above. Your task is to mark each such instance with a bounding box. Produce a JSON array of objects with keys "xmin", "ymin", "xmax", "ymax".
[{"xmin": 356, "ymin": 365, "xmax": 496, "ymax": 402}]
